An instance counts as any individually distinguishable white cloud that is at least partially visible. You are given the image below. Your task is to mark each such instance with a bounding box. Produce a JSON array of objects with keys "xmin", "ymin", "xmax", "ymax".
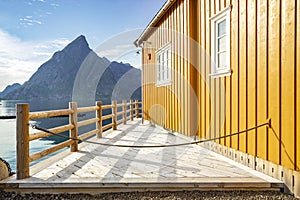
[
  {"xmin": 19, "ymin": 16, "xmax": 43, "ymax": 27},
  {"xmin": 0, "ymin": 29, "xmax": 70, "ymax": 91},
  {"xmin": 32, "ymin": 0, "xmax": 46, "ymax": 2},
  {"xmin": 50, "ymin": 3, "xmax": 59, "ymax": 8}
]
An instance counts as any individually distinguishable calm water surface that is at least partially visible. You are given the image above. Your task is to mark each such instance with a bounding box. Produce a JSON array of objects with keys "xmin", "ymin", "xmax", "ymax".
[{"xmin": 0, "ymin": 100, "xmax": 69, "ymax": 171}]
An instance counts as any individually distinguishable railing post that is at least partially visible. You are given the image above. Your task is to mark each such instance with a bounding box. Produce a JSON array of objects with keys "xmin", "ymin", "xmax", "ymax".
[
  {"xmin": 122, "ymin": 100, "xmax": 127, "ymax": 124},
  {"xmin": 16, "ymin": 104, "xmax": 30, "ymax": 179},
  {"xmin": 135, "ymin": 100, "xmax": 139, "ymax": 118},
  {"xmin": 112, "ymin": 100, "xmax": 117, "ymax": 130},
  {"xmin": 69, "ymin": 102, "xmax": 78, "ymax": 152},
  {"xmin": 96, "ymin": 101, "xmax": 102, "ymax": 138},
  {"xmin": 141, "ymin": 102, "xmax": 144, "ymax": 124},
  {"xmin": 130, "ymin": 100, "xmax": 134, "ymax": 121}
]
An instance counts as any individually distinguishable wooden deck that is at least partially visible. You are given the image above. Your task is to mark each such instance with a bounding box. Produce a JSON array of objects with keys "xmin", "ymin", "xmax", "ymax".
[{"xmin": 1, "ymin": 119, "xmax": 283, "ymax": 193}]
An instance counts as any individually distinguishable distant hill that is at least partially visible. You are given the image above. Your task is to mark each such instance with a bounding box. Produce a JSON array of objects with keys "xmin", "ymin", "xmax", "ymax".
[
  {"xmin": 0, "ymin": 83, "xmax": 21, "ymax": 99},
  {"xmin": 4, "ymin": 35, "xmax": 141, "ymax": 104}
]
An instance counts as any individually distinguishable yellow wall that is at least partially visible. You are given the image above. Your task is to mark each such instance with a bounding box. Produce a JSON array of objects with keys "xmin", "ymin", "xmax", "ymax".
[
  {"xmin": 142, "ymin": 0, "xmax": 193, "ymax": 136},
  {"xmin": 141, "ymin": 0, "xmax": 299, "ymax": 171}
]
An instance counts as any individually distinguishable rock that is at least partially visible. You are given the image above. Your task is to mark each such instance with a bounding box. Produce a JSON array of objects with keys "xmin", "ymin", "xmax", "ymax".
[{"xmin": 0, "ymin": 160, "xmax": 9, "ymax": 180}]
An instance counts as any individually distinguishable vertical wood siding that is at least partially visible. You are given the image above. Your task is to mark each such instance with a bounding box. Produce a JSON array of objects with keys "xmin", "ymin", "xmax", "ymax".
[{"xmin": 141, "ymin": 0, "xmax": 299, "ymax": 171}]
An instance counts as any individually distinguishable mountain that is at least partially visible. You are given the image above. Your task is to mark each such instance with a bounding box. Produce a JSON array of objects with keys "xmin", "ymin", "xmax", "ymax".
[
  {"xmin": 4, "ymin": 35, "xmax": 141, "ymax": 105},
  {"xmin": 0, "ymin": 83, "xmax": 21, "ymax": 99}
]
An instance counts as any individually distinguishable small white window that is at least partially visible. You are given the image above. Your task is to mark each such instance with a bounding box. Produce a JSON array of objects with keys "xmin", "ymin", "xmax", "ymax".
[
  {"xmin": 210, "ymin": 6, "xmax": 231, "ymax": 78},
  {"xmin": 156, "ymin": 43, "xmax": 171, "ymax": 86}
]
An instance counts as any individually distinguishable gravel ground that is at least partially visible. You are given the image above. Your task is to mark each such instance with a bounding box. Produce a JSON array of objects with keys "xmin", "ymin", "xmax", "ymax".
[{"xmin": 0, "ymin": 190, "xmax": 298, "ymax": 200}]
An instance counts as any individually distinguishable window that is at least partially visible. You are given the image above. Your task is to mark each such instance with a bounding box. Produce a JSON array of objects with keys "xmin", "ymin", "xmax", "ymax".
[
  {"xmin": 210, "ymin": 6, "xmax": 231, "ymax": 78},
  {"xmin": 156, "ymin": 43, "xmax": 171, "ymax": 86}
]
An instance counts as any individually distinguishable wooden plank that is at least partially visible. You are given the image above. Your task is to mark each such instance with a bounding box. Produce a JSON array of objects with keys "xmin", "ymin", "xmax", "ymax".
[
  {"xmin": 112, "ymin": 100, "xmax": 117, "ymax": 130},
  {"xmin": 238, "ymin": 0, "xmax": 247, "ymax": 153},
  {"xmin": 77, "ymin": 106, "xmax": 98, "ymax": 113},
  {"xmin": 102, "ymin": 123, "xmax": 113, "ymax": 131},
  {"xmin": 294, "ymin": 171, "xmax": 300, "ymax": 198},
  {"xmin": 184, "ymin": 0, "xmax": 189, "ymax": 136},
  {"xmin": 256, "ymin": 0, "xmax": 268, "ymax": 160},
  {"xmin": 170, "ymin": 3, "xmax": 174, "ymax": 130},
  {"xmin": 5, "ymin": 119, "xmax": 287, "ymax": 194},
  {"xmin": 29, "ymin": 124, "xmax": 74, "ymax": 141},
  {"xmin": 215, "ymin": 79, "xmax": 220, "ymax": 144},
  {"xmin": 215, "ymin": 0, "xmax": 219, "ymax": 12},
  {"xmin": 29, "ymin": 139, "xmax": 74, "ymax": 162},
  {"xmin": 220, "ymin": 77, "xmax": 226, "ymax": 146},
  {"xmin": 135, "ymin": 100, "xmax": 139, "ymax": 119},
  {"xmin": 102, "ymin": 114, "xmax": 113, "ymax": 121},
  {"xmin": 78, "ymin": 129, "xmax": 99, "ymax": 141},
  {"xmin": 297, "ymin": 0, "xmax": 300, "ymax": 171},
  {"xmin": 16, "ymin": 104, "xmax": 30, "ymax": 179},
  {"xmin": 96, "ymin": 101, "xmax": 102, "ymax": 138},
  {"xmin": 268, "ymin": 0, "xmax": 280, "ymax": 165},
  {"xmin": 29, "ymin": 109, "xmax": 73, "ymax": 120},
  {"xmin": 116, "ymin": 103, "xmax": 123, "ymax": 108},
  {"xmin": 174, "ymin": 1, "xmax": 179, "ymax": 131},
  {"xmin": 102, "ymin": 105, "xmax": 112, "ymax": 110},
  {"xmin": 69, "ymin": 102, "xmax": 78, "ymax": 152},
  {"xmin": 77, "ymin": 118, "xmax": 99, "ymax": 128},
  {"xmin": 178, "ymin": 0, "xmax": 183, "ymax": 133},
  {"xmin": 205, "ymin": 0, "xmax": 211, "ymax": 140},
  {"xmin": 130, "ymin": 100, "xmax": 134, "ymax": 121},
  {"xmin": 223, "ymin": 0, "xmax": 231, "ymax": 148},
  {"xmin": 281, "ymin": 0, "xmax": 295, "ymax": 169},
  {"xmin": 225, "ymin": 75, "xmax": 231, "ymax": 147},
  {"xmin": 116, "ymin": 111, "xmax": 124, "ymax": 117},
  {"xmin": 122, "ymin": 100, "xmax": 127, "ymax": 125},
  {"xmin": 200, "ymin": 0, "xmax": 206, "ymax": 139},
  {"xmin": 230, "ymin": 0, "xmax": 239, "ymax": 150},
  {"xmin": 220, "ymin": 0, "xmax": 225, "ymax": 10},
  {"xmin": 210, "ymin": 0, "xmax": 216, "ymax": 141},
  {"xmin": 247, "ymin": 0, "xmax": 257, "ymax": 156}
]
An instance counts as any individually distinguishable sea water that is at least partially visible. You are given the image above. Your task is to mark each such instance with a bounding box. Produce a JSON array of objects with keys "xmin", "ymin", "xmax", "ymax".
[{"xmin": 0, "ymin": 100, "xmax": 66, "ymax": 171}]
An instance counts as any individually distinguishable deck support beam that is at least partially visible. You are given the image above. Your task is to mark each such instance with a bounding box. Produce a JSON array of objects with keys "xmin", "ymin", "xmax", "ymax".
[
  {"xmin": 16, "ymin": 104, "xmax": 30, "ymax": 179},
  {"xmin": 123, "ymin": 100, "xmax": 127, "ymax": 125},
  {"xmin": 135, "ymin": 100, "xmax": 139, "ymax": 118},
  {"xmin": 96, "ymin": 101, "xmax": 102, "ymax": 138},
  {"xmin": 130, "ymin": 100, "xmax": 134, "ymax": 121},
  {"xmin": 112, "ymin": 100, "xmax": 117, "ymax": 130},
  {"xmin": 69, "ymin": 102, "xmax": 78, "ymax": 152}
]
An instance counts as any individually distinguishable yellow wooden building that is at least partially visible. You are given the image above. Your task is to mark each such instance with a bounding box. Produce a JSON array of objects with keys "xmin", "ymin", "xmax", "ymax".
[{"xmin": 135, "ymin": 0, "xmax": 299, "ymax": 196}]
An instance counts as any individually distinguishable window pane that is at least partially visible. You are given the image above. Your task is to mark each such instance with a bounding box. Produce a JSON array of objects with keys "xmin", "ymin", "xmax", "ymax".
[
  {"xmin": 217, "ymin": 52, "xmax": 226, "ymax": 68},
  {"xmin": 158, "ymin": 55, "xmax": 161, "ymax": 81},
  {"xmin": 218, "ymin": 36, "xmax": 226, "ymax": 52},
  {"xmin": 162, "ymin": 54, "xmax": 165, "ymax": 80},
  {"xmin": 166, "ymin": 50, "xmax": 169, "ymax": 80},
  {"xmin": 218, "ymin": 19, "xmax": 226, "ymax": 36},
  {"xmin": 156, "ymin": 44, "xmax": 172, "ymax": 84}
]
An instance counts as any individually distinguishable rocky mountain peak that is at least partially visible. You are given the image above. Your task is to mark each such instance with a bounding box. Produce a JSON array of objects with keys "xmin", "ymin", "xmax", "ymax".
[
  {"xmin": 3, "ymin": 35, "xmax": 141, "ymax": 105},
  {"xmin": 52, "ymin": 35, "xmax": 91, "ymax": 63},
  {"xmin": 64, "ymin": 35, "xmax": 90, "ymax": 52}
]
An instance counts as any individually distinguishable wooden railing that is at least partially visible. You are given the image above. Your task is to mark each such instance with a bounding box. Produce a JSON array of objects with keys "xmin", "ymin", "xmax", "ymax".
[{"xmin": 16, "ymin": 100, "xmax": 142, "ymax": 179}]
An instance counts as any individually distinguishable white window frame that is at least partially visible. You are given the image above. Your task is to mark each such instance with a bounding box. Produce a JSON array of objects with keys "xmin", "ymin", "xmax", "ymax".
[
  {"xmin": 156, "ymin": 43, "xmax": 171, "ymax": 86},
  {"xmin": 209, "ymin": 6, "xmax": 232, "ymax": 78}
]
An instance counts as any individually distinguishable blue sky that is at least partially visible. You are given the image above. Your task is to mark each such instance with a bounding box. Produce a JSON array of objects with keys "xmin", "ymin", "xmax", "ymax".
[{"xmin": 0, "ymin": 0, "xmax": 165, "ymax": 91}]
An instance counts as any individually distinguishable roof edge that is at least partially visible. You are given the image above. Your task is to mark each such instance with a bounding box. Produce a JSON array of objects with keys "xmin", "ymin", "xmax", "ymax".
[{"xmin": 134, "ymin": 0, "xmax": 176, "ymax": 47}]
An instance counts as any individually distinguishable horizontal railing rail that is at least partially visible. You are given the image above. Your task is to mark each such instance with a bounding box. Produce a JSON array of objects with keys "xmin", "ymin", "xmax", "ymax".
[{"xmin": 16, "ymin": 99, "xmax": 142, "ymax": 179}]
